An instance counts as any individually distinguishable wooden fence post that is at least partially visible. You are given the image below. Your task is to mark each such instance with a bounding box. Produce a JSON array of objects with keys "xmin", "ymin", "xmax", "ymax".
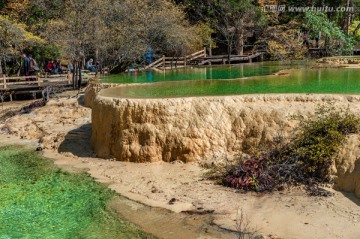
[
  {"xmin": 67, "ymin": 72, "xmax": 72, "ymax": 84},
  {"xmin": 162, "ymin": 55, "xmax": 165, "ymax": 69},
  {"xmin": 37, "ymin": 74, "xmax": 40, "ymax": 86},
  {"xmin": 3, "ymin": 75, "xmax": 6, "ymax": 89},
  {"xmin": 204, "ymin": 47, "xmax": 207, "ymax": 58}
]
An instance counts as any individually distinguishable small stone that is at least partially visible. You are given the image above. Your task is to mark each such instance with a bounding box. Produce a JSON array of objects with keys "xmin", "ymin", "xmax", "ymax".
[
  {"xmin": 151, "ymin": 186, "xmax": 158, "ymax": 193},
  {"xmin": 168, "ymin": 198, "xmax": 176, "ymax": 205}
]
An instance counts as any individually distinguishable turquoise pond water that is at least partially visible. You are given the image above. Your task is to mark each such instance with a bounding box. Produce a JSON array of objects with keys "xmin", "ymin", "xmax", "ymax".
[
  {"xmin": 100, "ymin": 62, "xmax": 360, "ymax": 98},
  {"xmin": 0, "ymin": 145, "xmax": 154, "ymax": 239},
  {"xmin": 101, "ymin": 62, "xmax": 295, "ymax": 84}
]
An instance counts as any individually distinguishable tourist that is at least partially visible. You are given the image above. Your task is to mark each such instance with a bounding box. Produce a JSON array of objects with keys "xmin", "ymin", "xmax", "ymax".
[
  {"xmin": 303, "ymin": 31, "xmax": 309, "ymax": 48},
  {"xmin": 23, "ymin": 53, "xmax": 30, "ymax": 77},
  {"xmin": 46, "ymin": 60, "xmax": 54, "ymax": 74},
  {"xmin": 52, "ymin": 61, "xmax": 57, "ymax": 74},
  {"xmin": 86, "ymin": 58, "xmax": 96, "ymax": 72},
  {"xmin": 67, "ymin": 62, "xmax": 74, "ymax": 73},
  {"xmin": 28, "ymin": 54, "xmax": 38, "ymax": 76},
  {"xmin": 56, "ymin": 61, "xmax": 64, "ymax": 74},
  {"xmin": 145, "ymin": 48, "xmax": 153, "ymax": 64}
]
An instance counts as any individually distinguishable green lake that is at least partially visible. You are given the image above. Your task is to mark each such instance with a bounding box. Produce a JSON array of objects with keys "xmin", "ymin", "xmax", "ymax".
[
  {"xmin": 0, "ymin": 145, "xmax": 155, "ymax": 239},
  {"xmin": 100, "ymin": 62, "xmax": 360, "ymax": 98},
  {"xmin": 101, "ymin": 62, "xmax": 294, "ymax": 84}
]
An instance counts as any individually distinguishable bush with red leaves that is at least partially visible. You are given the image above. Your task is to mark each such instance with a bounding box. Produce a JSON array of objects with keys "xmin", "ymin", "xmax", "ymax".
[{"xmin": 223, "ymin": 157, "xmax": 275, "ymax": 192}]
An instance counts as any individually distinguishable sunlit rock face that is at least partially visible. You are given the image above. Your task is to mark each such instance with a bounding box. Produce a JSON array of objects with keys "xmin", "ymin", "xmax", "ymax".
[
  {"xmin": 333, "ymin": 135, "xmax": 360, "ymax": 197},
  {"xmin": 90, "ymin": 88, "xmax": 360, "ymax": 196}
]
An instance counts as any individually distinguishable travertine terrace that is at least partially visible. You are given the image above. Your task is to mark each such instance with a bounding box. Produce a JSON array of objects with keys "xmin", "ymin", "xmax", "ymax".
[{"xmin": 90, "ymin": 87, "xmax": 360, "ymax": 196}]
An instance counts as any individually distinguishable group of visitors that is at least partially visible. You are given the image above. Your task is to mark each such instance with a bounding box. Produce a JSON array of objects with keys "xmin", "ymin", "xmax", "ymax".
[
  {"xmin": 22, "ymin": 53, "xmax": 99, "ymax": 77},
  {"xmin": 46, "ymin": 60, "xmax": 64, "ymax": 74},
  {"xmin": 23, "ymin": 53, "xmax": 39, "ymax": 77}
]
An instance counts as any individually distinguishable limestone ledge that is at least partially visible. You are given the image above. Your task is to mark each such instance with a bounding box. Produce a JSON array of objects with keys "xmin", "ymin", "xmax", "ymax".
[{"xmin": 91, "ymin": 90, "xmax": 360, "ymax": 197}]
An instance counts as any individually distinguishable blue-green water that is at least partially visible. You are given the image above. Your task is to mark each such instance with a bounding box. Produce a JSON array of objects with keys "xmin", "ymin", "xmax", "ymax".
[
  {"xmin": 100, "ymin": 65, "xmax": 360, "ymax": 98},
  {"xmin": 0, "ymin": 145, "xmax": 155, "ymax": 239},
  {"xmin": 102, "ymin": 62, "xmax": 296, "ymax": 84}
]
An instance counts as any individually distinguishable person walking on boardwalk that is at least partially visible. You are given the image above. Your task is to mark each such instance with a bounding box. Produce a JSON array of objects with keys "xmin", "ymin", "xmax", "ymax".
[
  {"xmin": 28, "ymin": 54, "xmax": 39, "ymax": 81},
  {"xmin": 146, "ymin": 48, "xmax": 153, "ymax": 64},
  {"xmin": 23, "ymin": 53, "xmax": 30, "ymax": 77}
]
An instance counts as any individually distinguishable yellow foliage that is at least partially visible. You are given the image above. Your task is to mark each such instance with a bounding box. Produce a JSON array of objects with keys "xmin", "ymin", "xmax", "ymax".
[
  {"xmin": 191, "ymin": 22, "xmax": 217, "ymax": 50},
  {"xmin": 1, "ymin": 0, "xmax": 30, "ymax": 21},
  {"xmin": 262, "ymin": 21, "xmax": 306, "ymax": 61},
  {"xmin": 0, "ymin": 15, "xmax": 44, "ymax": 55}
]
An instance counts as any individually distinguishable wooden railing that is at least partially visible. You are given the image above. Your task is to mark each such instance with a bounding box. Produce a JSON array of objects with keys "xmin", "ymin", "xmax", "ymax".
[
  {"xmin": 0, "ymin": 72, "xmax": 96, "ymax": 89},
  {"xmin": 144, "ymin": 48, "xmax": 207, "ymax": 70},
  {"xmin": 1, "ymin": 75, "xmax": 39, "ymax": 89}
]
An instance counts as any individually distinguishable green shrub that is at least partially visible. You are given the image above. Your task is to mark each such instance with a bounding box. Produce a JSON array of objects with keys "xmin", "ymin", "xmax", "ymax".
[
  {"xmin": 291, "ymin": 104, "xmax": 360, "ymax": 179},
  {"xmin": 208, "ymin": 104, "xmax": 360, "ymax": 193}
]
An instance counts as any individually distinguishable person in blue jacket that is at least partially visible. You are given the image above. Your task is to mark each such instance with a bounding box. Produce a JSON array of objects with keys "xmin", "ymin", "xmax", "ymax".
[
  {"xmin": 145, "ymin": 48, "xmax": 153, "ymax": 64},
  {"xmin": 86, "ymin": 58, "xmax": 96, "ymax": 72}
]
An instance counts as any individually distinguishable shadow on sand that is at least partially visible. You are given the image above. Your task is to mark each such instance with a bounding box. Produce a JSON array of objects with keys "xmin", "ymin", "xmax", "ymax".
[
  {"xmin": 340, "ymin": 190, "xmax": 360, "ymax": 207},
  {"xmin": 77, "ymin": 94, "xmax": 86, "ymax": 107},
  {"xmin": 58, "ymin": 123, "xmax": 94, "ymax": 158}
]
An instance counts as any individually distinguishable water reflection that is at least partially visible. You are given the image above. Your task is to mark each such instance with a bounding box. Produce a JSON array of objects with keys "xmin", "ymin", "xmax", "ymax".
[
  {"xmin": 102, "ymin": 62, "xmax": 292, "ymax": 84},
  {"xmin": 100, "ymin": 67, "xmax": 360, "ymax": 98},
  {"xmin": 146, "ymin": 71, "xmax": 153, "ymax": 82}
]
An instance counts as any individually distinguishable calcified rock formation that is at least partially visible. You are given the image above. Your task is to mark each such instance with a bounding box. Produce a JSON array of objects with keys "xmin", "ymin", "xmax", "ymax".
[
  {"xmin": 90, "ymin": 87, "xmax": 360, "ymax": 196},
  {"xmin": 317, "ymin": 57, "xmax": 360, "ymax": 65},
  {"xmin": 333, "ymin": 135, "xmax": 360, "ymax": 197}
]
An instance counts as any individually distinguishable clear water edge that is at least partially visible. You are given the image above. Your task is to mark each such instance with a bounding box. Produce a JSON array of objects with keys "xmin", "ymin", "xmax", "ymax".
[{"xmin": 99, "ymin": 63, "xmax": 360, "ymax": 98}]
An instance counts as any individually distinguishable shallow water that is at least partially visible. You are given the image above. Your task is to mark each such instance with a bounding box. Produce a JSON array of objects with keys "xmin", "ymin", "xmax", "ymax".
[
  {"xmin": 0, "ymin": 145, "xmax": 154, "ymax": 239},
  {"xmin": 102, "ymin": 62, "xmax": 295, "ymax": 84},
  {"xmin": 110, "ymin": 196, "xmax": 236, "ymax": 239},
  {"xmin": 0, "ymin": 144, "xmax": 236, "ymax": 239},
  {"xmin": 100, "ymin": 66, "xmax": 360, "ymax": 98}
]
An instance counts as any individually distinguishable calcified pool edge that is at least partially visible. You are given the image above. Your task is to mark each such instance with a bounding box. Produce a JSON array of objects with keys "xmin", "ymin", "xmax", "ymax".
[{"xmin": 87, "ymin": 84, "xmax": 360, "ymax": 197}]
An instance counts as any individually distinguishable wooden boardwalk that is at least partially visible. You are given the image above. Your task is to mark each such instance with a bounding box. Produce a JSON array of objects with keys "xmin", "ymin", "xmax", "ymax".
[
  {"xmin": 197, "ymin": 52, "xmax": 265, "ymax": 65},
  {"xmin": 0, "ymin": 73, "xmax": 93, "ymax": 101},
  {"xmin": 144, "ymin": 49, "xmax": 207, "ymax": 70},
  {"xmin": 144, "ymin": 49, "xmax": 265, "ymax": 70}
]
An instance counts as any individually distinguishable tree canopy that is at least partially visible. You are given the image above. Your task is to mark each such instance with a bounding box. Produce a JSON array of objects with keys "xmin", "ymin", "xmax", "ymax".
[{"xmin": 0, "ymin": 0, "xmax": 359, "ymax": 74}]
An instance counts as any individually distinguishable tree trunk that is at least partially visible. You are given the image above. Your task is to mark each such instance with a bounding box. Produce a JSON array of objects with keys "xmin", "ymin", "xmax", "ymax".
[
  {"xmin": 345, "ymin": 0, "xmax": 352, "ymax": 35},
  {"xmin": 95, "ymin": 49, "xmax": 99, "ymax": 74},
  {"xmin": 3, "ymin": 56, "xmax": 6, "ymax": 75},
  {"xmin": 73, "ymin": 62, "xmax": 77, "ymax": 90},
  {"xmin": 227, "ymin": 43, "xmax": 231, "ymax": 64},
  {"xmin": 236, "ymin": 19, "xmax": 244, "ymax": 55},
  {"xmin": 236, "ymin": 30, "xmax": 244, "ymax": 55},
  {"xmin": 0, "ymin": 58, "xmax": 3, "ymax": 77},
  {"xmin": 353, "ymin": 23, "xmax": 360, "ymax": 36},
  {"xmin": 325, "ymin": 37, "xmax": 330, "ymax": 56},
  {"xmin": 77, "ymin": 61, "xmax": 82, "ymax": 89},
  {"xmin": 208, "ymin": 42, "xmax": 213, "ymax": 57}
]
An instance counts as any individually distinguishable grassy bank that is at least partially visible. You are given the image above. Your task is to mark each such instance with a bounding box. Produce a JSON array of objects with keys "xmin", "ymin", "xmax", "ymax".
[{"xmin": 0, "ymin": 145, "xmax": 155, "ymax": 239}]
